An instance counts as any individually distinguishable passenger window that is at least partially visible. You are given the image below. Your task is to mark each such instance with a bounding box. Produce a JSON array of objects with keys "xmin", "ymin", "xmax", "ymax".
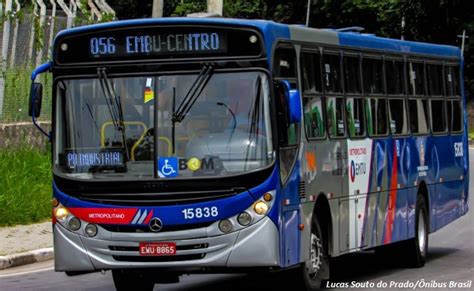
[
  {"xmin": 323, "ymin": 53, "xmax": 342, "ymax": 93},
  {"xmin": 346, "ymin": 97, "xmax": 365, "ymax": 137},
  {"xmin": 408, "ymin": 99, "xmax": 429, "ymax": 134},
  {"xmin": 447, "ymin": 100, "xmax": 463, "ymax": 133},
  {"xmin": 366, "ymin": 98, "xmax": 388, "ymax": 136},
  {"xmin": 302, "ymin": 52, "xmax": 322, "ymax": 93},
  {"xmin": 388, "ymin": 99, "xmax": 408, "ymax": 135},
  {"xmin": 430, "ymin": 100, "xmax": 446, "ymax": 133},
  {"xmin": 363, "ymin": 58, "xmax": 384, "ymax": 94},
  {"xmin": 326, "ymin": 97, "xmax": 345, "ymax": 137},
  {"xmin": 426, "ymin": 64, "xmax": 444, "ymax": 96},
  {"xmin": 274, "ymin": 48, "xmax": 297, "ymax": 78},
  {"xmin": 445, "ymin": 66, "xmax": 461, "ymax": 97},
  {"xmin": 385, "ymin": 59, "xmax": 405, "ymax": 95},
  {"xmin": 344, "ymin": 55, "xmax": 361, "ymax": 94},
  {"xmin": 407, "ymin": 62, "xmax": 425, "ymax": 96},
  {"xmin": 304, "ymin": 97, "xmax": 325, "ymax": 138}
]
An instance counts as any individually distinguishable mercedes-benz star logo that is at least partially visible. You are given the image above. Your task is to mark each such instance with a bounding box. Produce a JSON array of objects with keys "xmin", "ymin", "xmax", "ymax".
[{"xmin": 149, "ymin": 217, "xmax": 163, "ymax": 232}]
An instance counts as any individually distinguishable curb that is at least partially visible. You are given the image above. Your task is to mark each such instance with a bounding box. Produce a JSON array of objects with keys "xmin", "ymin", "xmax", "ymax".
[{"xmin": 0, "ymin": 248, "xmax": 53, "ymax": 270}]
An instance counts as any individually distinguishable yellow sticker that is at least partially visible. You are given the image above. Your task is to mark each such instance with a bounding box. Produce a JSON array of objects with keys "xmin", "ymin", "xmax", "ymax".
[
  {"xmin": 187, "ymin": 157, "xmax": 201, "ymax": 171},
  {"xmin": 144, "ymin": 89, "xmax": 154, "ymax": 104}
]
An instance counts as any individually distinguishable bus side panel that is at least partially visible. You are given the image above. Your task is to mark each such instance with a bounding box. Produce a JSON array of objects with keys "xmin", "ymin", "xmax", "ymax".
[{"xmin": 427, "ymin": 134, "xmax": 465, "ymax": 232}]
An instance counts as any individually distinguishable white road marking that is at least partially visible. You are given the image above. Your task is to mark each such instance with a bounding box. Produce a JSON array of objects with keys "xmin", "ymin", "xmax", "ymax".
[{"xmin": 0, "ymin": 267, "xmax": 54, "ymax": 278}]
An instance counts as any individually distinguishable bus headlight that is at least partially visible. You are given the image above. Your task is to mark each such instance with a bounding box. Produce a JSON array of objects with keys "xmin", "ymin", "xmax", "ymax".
[
  {"xmin": 54, "ymin": 205, "xmax": 69, "ymax": 221},
  {"xmin": 237, "ymin": 212, "xmax": 252, "ymax": 226},
  {"xmin": 253, "ymin": 201, "xmax": 269, "ymax": 215},
  {"xmin": 68, "ymin": 217, "xmax": 81, "ymax": 231},
  {"xmin": 218, "ymin": 219, "xmax": 233, "ymax": 233},
  {"xmin": 85, "ymin": 224, "xmax": 98, "ymax": 237}
]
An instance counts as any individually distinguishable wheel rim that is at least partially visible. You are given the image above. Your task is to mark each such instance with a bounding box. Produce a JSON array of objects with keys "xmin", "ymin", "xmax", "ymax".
[
  {"xmin": 308, "ymin": 233, "xmax": 322, "ymax": 278},
  {"xmin": 418, "ymin": 210, "xmax": 426, "ymax": 253}
]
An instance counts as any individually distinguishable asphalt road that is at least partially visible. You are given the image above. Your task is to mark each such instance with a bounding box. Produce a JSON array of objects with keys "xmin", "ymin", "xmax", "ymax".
[{"xmin": 1, "ymin": 150, "xmax": 473, "ymax": 291}]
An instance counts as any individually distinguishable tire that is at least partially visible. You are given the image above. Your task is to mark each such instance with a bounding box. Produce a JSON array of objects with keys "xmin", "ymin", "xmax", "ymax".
[
  {"xmin": 406, "ymin": 194, "xmax": 429, "ymax": 267},
  {"xmin": 112, "ymin": 270, "xmax": 155, "ymax": 291},
  {"xmin": 292, "ymin": 215, "xmax": 329, "ymax": 290}
]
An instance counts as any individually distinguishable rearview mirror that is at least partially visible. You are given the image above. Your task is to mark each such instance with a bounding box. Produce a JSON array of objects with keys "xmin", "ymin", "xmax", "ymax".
[
  {"xmin": 279, "ymin": 80, "xmax": 301, "ymax": 124},
  {"xmin": 28, "ymin": 82, "xmax": 43, "ymax": 118}
]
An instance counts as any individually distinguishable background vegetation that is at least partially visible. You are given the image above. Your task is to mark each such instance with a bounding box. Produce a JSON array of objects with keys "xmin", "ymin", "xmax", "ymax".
[{"xmin": 0, "ymin": 147, "xmax": 51, "ymax": 226}]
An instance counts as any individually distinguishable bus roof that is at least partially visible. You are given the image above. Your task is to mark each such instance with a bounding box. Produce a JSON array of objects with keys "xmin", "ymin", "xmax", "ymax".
[{"xmin": 55, "ymin": 17, "xmax": 461, "ymax": 60}]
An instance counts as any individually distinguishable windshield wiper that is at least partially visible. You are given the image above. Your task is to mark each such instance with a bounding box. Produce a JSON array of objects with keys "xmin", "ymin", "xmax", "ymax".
[
  {"xmin": 172, "ymin": 63, "xmax": 215, "ymax": 123},
  {"xmin": 97, "ymin": 68, "xmax": 129, "ymax": 161}
]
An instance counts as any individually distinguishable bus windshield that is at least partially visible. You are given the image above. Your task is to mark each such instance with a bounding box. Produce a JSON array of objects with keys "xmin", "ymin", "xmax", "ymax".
[{"xmin": 54, "ymin": 71, "xmax": 274, "ymax": 180}]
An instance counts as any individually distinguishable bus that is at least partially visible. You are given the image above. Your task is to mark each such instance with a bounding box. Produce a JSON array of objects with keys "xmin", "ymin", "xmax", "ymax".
[{"xmin": 29, "ymin": 18, "xmax": 469, "ymax": 290}]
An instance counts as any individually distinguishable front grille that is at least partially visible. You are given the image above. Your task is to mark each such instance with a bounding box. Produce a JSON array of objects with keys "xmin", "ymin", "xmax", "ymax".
[
  {"xmin": 80, "ymin": 188, "xmax": 244, "ymax": 206},
  {"xmin": 113, "ymin": 254, "xmax": 205, "ymax": 262},
  {"xmin": 100, "ymin": 222, "xmax": 213, "ymax": 233}
]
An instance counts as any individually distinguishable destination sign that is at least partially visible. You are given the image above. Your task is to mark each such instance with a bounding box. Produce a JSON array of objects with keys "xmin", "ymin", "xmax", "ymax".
[
  {"xmin": 89, "ymin": 32, "xmax": 227, "ymax": 58},
  {"xmin": 55, "ymin": 26, "xmax": 263, "ymax": 65}
]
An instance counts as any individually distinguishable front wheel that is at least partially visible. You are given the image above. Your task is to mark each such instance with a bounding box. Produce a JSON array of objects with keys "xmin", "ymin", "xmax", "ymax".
[
  {"xmin": 112, "ymin": 270, "xmax": 155, "ymax": 291},
  {"xmin": 292, "ymin": 215, "xmax": 329, "ymax": 290}
]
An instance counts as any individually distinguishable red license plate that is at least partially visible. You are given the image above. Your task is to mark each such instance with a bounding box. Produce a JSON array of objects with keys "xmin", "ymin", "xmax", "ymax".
[{"xmin": 139, "ymin": 242, "xmax": 176, "ymax": 256}]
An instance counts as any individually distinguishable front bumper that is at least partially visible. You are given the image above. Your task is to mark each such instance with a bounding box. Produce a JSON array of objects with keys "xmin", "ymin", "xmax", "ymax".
[{"xmin": 54, "ymin": 216, "xmax": 280, "ymax": 272}]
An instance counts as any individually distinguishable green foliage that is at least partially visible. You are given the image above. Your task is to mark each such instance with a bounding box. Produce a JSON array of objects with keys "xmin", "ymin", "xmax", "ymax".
[
  {"xmin": 0, "ymin": 147, "xmax": 52, "ymax": 226},
  {"xmin": 172, "ymin": 0, "xmax": 206, "ymax": 16},
  {"xmin": 224, "ymin": 0, "xmax": 267, "ymax": 19}
]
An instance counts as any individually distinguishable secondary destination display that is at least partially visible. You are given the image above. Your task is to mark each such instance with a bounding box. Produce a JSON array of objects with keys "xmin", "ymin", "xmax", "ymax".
[{"xmin": 55, "ymin": 26, "xmax": 263, "ymax": 64}]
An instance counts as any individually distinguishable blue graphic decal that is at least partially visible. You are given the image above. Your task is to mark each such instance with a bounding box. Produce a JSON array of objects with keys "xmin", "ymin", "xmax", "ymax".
[{"xmin": 158, "ymin": 157, "xmax": 178, "ymax": 178}]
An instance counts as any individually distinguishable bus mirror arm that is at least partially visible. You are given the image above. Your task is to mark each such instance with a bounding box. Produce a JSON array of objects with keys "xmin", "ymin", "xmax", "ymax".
[{"xmin": 29, "ymin": 62, "xmax": 52, "ymax": 139}]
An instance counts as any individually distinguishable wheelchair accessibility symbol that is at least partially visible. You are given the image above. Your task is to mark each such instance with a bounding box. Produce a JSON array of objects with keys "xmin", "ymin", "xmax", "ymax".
[{"xmin": 158, "ymin": 157, "xmax": 178, "ymax": 178}]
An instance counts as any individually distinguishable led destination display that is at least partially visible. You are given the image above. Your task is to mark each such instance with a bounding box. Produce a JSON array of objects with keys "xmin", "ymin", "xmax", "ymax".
[
  {"xmin": 56, "ymin": 26, "xmax": 263, "ymax": 64},
  {"xmin": 89, "ymin": 32, "xmax": 226, "ymax": 58}
]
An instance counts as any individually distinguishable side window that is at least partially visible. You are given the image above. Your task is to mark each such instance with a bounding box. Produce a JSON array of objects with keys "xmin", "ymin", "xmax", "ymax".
[
  {"xmin": 408, "ymin": 99, "xmax": 429, "ymax": 134},
  {"xmin": 385, "ymin": 59, "xmax": 405, "ymax": 95},
  {"xmin": 346, "ymin": 97, "xmax": 365, "ymax": 137},
  {"xmin": 322, "ymin": 53, "xmax": 342, "ymax": 93},
  {"xmin": 274, "ymin": 47, "xmax": 299, "ymax": 147},
  {"xmin": 407, "ymin": 61, "xmax": 425, "ymax": 96},
  {"xmin": 366, "ymin": 98, "xmax": 388, "ymax": 136},
  {"xmin": 274, "ymin": 48, "xmax": 297, "ymax": 79},
  {"xmin": 445, "ymin": 65, "xmax": 461, "ymax": 97},
  {"xmin": 326, "ymin": 97, "xmax": 345, "ymax": 137},
  {"xmin": 388, "ymin": 99, "xmax": 408, "ymax": 135},
  {"xmin": 302, "ymin": 52, "xmax": 325, "ymax": 139},
  {"xmin": 430, "ymin": 99, "xmax": 446, "ymax": 133},
  {"xmin": 426, "ymin": 64, "xmax": 444, "ymax": 96},
  {"xmin": 304, "ymin": 97, "xmax": 325, "ymax": 138},
  {"xmin": 447, "ymin": 100, "xmax": 463, "ymax": 133},
  {"xmin": 302, "ymin": 52, "xmax": 322, "ymax": 93},
  {"xmin": 363, "ymin": 57, "xmax": 384, "ymax": 94},
  {"xmin": 344, "ymin": 55, "xmax": 362, "ymax": 94}
]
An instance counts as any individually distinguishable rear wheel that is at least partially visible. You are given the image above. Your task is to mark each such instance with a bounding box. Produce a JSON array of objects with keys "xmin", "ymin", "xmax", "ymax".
[
  {"xmin": 406, "ymin": 194, "xmax": 429, "ymax": 267},
  {"xmin": 112, "ymin": 270, "xmax": 155, "ymax": 291}
]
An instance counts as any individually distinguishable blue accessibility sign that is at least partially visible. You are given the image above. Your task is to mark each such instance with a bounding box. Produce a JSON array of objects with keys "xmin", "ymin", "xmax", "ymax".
[{"xmin": 158, "ymin": 157, "xmax": 179, "ymax": 178}]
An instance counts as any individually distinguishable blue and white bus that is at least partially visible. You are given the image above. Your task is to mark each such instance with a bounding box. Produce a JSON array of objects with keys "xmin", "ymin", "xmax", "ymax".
[{"xmin": 30, "ymin": 18, "xmax": 469, "ymax": 290}]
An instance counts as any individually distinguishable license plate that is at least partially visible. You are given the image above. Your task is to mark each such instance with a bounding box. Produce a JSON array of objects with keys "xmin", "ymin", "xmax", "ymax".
[{"xmin": 139, "ymin": 242, "xmax": 176, "ymax": 256}]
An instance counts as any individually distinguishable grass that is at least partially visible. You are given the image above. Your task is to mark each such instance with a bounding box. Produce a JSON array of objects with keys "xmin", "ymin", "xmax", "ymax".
[
  {"xmin": 469, "ymin": 128, "xmax": 474, "ymax": 140},
  {"xmin": 0, "ymin": 147, "xmax": 52, "ymax": 226}
]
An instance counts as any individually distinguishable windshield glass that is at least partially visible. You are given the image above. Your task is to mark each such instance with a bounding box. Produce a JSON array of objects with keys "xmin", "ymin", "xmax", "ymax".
[{"xmin": 54, "ymin": 71, "xmax": 274, "ymax": 180}]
